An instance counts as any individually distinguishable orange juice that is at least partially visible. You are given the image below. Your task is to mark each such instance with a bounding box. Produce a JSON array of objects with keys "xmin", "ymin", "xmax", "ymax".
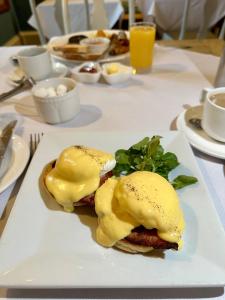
[{"xmin": 130, "ymin": 23, "xmax": 156, "ymax": 73}]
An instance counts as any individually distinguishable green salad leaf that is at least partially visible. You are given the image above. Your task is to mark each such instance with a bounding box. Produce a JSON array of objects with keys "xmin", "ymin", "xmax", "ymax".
[
  {"xmin": 112, "ymin": 136, "xmax": 198, "ymax": 189},
  {"xmin": 171, "ymin": 175, "xmax": 198, "ymax": 190}
]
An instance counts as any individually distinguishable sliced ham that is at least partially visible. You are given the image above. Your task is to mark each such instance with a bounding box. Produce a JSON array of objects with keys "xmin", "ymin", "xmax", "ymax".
[
  {"xmin": 123, "ymin": 226, "xmax": 178, "ymax": 250},
  {"xmin": 79, "ymin": 171, "xmax": 113, "ymax": 206}
]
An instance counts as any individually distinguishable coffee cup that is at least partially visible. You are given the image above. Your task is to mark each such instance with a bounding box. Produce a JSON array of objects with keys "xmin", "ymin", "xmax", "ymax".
[
  {"xmin": 202, "ymin": 88, "xmax": 225, "ymax": 142},
  {"xmin": 17, "ymin": 47, "xmax": 52, "ymax": 81}
]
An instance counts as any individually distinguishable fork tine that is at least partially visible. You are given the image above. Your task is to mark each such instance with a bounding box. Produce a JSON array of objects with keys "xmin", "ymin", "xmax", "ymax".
[
  {"xmin": 29, "ymin": 133, "xmax": 43, "ymax": 159},
  {"xmin": 37, "ymin": 133, "xmax": 41, "ymax": 146},
  {"xmin": 34, "ymin": 133, "xmax": 38, "ymax": 151},
  {"xmin": 30, "ymin": 134, "xmax": 33, "ymax": 157},
  {"xmin": 35, "ymin": 133, "xmax": 40, "ymax": 151}
]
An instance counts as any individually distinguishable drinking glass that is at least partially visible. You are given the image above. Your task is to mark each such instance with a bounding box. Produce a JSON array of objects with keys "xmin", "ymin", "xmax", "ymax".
[{"xmin": 130, "ymin": 22, "xmax": 156, "ymax": 73}]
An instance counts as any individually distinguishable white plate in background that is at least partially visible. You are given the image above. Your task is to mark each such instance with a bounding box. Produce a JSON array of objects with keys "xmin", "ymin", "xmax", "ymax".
[
  {"xmin": 0, "ymin": 131, "xmax": 225, "ymax": 288},
  {"xmin": 47, "ymin": 30, "xmax": 129, "ymax": 64},
  {"xmin": 0, "ymin": 135, "xmax": 29, "ymax": 193}
]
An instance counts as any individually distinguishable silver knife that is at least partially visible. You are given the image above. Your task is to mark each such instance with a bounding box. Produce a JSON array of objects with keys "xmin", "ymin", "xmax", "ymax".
[{"xmin": 0, "ymin": 120, "xmax": 17, "ymax": 169}]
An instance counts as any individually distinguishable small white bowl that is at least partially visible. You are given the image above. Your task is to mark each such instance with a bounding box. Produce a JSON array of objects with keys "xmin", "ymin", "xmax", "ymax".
[
  {"xmin": 80, "ymin": 37, "xmax": 110, "ymax": 54},
  {"xmin": 32, "ymin": 78, "xmax": 80, "ymax": 124},
  {"xmin": 71, "ymin": 62, "xmax": 101, "ymax": 84},
  {"xmin": 102, "ymin": 63, "xmax": 133, "ymax": 85}
]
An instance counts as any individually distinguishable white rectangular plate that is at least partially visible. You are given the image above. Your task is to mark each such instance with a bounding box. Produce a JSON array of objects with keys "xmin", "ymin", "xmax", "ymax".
[{"xmin": 0, "ymin": 131, "xmax": 225, "ymax": 288}]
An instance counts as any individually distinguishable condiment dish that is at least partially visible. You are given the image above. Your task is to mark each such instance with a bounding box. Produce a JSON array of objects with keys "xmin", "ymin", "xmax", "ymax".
[
  {"xmin": 102, "ymin": 63, "xmax": 133, "ymax": 85},
  {"xmin": 80, "ymin": 37, "xmax": 110, "ymax": 54},
  {"xmin": 71, "ymin": 62, "xmax": 101, "ymax": 84}
]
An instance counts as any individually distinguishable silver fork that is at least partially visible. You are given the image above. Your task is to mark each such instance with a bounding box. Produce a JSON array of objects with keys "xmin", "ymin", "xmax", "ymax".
[
  {"xmin": 0, "ymin": 77, "xmax": 36, "ymax": 103},
  {"xmin": 29, "ymin": 133, "xmax": 44, "ymax": 158}
]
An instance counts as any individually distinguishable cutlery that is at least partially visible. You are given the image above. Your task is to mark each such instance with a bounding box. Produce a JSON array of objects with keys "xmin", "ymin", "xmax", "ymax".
[
  {"xmin": 188, "ymin": 118, "xmax": 202, "ymax": 129},
  {"xmin": 184, "ymin": 105, "xmax": 203, "ymax": 130},
  {"xmin": 29, "ymin": 133, "xmax": 43, "ymax": 158},
  {"xmin": 0, "ymin": 120, "xmax": 17, "ymax": 170},
  {"xmin": 0, "ymin": 77, "xmax": 36, "ymax": 103}
]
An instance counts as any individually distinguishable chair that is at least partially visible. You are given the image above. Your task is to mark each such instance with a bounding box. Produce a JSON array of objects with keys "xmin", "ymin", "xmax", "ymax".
[
  {"xmin": 128, "ymin": 0, "xmax": 135, "ymax": 27},
  {"xmin": 196, "ymin": 1, "xmax": 225, "ymax": 40},
  {"xmin": 54, "ymin": 0, "xmax": 71, "ymax": 35},
  {"xmin": 214, "ymin": 44, "xmax": 225, "ymax": 87},
  {"xmin": 55, "ymin": 0, "xmax": 110, "ymax": 31},
  {"xmin": 156, "ymin": 0, "xmax": 197, "ymax": 40},
  {"xmin": 119, "ymin": 0, "xmax": 143, "ymax": 29},
  {"xmin": 30, "ymin": 0, "xmax": 73, "ymax": 44},
  {"xmin": 29, "ymin": 0, "xmax": 47, "ymax": 44},
  {"xmin": 91, "ymin": 0, "xmax": 109, "ymax": 29},
  {"xmin": 172, "ymin": 0, "xmax": 225, "ymax": 40},
  {"xmin": 179, "ymin": 0, "xmax": 190, "ymax": 40},
  {"xmin": 29, "ymin": 0, "xmax": 109, "ymax": 45},
  {"xmin": 127, "ymin": 0, "xmax": 190, "ymax": 38},
  {"xmin": 137, "ymin": 0, "xmax": 225, "ymax": 41},
  {"xmin": 55, "ymin": 0, "xmax": 109, "ymax": 32},
  {"xmin": 218, "ymin": 18, "xmax": 225, "ymax": 40}
]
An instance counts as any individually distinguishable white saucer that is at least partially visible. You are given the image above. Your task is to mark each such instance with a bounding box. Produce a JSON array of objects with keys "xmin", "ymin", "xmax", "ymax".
[
  {"xmin": 176, "ymin": 105, "xmax": 225, "ymax": 159},
  {"xmin": 8, "ymin": 62, "xmax": 69, "ymax": 86},
  {"xmin": 49, "ymin": 62, "xmax": 68, "ymax": 78},
  {"xmin": 0, "ymin": 135, "xmax": 30, "ymax": 193}
]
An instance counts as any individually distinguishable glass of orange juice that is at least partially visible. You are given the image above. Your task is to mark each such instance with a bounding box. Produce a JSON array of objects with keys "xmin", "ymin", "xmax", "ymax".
[{"xmin": 130, "ymin": 22, "xmax": 156, "ymax": 73}]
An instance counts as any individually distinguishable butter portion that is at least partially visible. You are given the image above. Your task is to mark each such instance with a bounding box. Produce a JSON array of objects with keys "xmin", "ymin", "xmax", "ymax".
[{"xmin": 106, "ymin": 63, "xmax": 120, "ymax": 74}]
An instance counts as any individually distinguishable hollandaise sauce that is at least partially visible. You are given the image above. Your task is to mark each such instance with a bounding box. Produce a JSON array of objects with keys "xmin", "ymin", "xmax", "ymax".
[
  {"xmin": 45, "ymin": 146, "xmax": 114, "ymax": 212},
  {"xmin": 95, "ymin": 171, "xmax": 185, "ymax": 249}
]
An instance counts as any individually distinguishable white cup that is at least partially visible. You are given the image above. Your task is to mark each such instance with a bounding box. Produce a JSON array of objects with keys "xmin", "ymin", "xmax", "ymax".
[
  {"xmin": 17, "ymin": 47, "xmax": 52, "ymax": 81},
  {"xmin": 202, "ymin": 88, "xmax": 225, "ymax": 142},
  {"xmin": 32, "ymin": 78, "xmax": 80, "ymax": 124}
]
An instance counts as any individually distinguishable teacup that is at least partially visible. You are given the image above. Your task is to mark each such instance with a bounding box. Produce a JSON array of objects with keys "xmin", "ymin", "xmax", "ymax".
[
  {"xmin": 202, "ymin": 88, "xmax": 225, "ymax": 142},
  {"xmin": 17, "ymin": 47, "xmax": 52, "ymax": 81}
]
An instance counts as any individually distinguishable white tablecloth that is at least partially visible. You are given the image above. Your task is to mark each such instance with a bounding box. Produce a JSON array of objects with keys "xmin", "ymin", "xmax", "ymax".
[
  {"xmin": 0, "ymin": 45, "xmax": 225, "ymax": 299},
  {"xmin": 28, "ymin": 0, "xmax": 123, "ymax": 39},
  {"xmin": 137, "ymin": 0, "xmax": 225, "ymax": 33}
]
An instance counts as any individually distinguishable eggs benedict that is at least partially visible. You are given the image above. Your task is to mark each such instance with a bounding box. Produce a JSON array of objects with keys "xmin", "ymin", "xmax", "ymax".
[
  {"xmin": 95, "ymin": 171, "xmax": 185, "ymax": 253},
  {"xmin": 42, "ymin": 145, "xmax": 116, "ymax": 212}
]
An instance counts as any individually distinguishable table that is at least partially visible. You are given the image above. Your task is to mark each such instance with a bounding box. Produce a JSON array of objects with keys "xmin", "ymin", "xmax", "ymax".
[
  {"xmin": 0, "ymin": 44, "xmax": 225, "ymax": 298},
  {"xmin": 136, "ymin": 0, "xmax": 225, "ymax": 34},
  {"xmin": 157, "ymin": 39, "xmax": 225, "ymax": 57},
  {"xmin": 28, "ymin": 0, "xmax": 124, "ymax": 39}
]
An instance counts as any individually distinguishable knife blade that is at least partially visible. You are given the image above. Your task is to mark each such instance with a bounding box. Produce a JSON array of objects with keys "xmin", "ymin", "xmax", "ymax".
[{"xmin": 0, "ymin": 120, "xmax": 17, "ymax": 170}]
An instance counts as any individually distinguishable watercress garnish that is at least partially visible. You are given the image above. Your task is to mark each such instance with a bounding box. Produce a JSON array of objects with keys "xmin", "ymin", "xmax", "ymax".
[{"xmin": 112, "ymin": 136, "xmax": 197, "ymax": 189}]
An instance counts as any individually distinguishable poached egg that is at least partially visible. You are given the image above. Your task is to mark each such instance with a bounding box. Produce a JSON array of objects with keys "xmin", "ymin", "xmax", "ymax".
[
  {"xmin": 45, "ymin": 145, "xmax": 116, "ymax": 212},
  {"xmin": 95, "ymin": 171, "xmax": 185, "ymax": 251}
]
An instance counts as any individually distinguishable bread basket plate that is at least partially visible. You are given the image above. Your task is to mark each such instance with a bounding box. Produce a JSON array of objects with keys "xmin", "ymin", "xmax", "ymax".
[
  {"xmin": 0, "ymin": 131, "xmax": 225, "ymax": 288},
  {"xmin": 47, "ymin": 30, "xmax": 129, "ymax": 64}
]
